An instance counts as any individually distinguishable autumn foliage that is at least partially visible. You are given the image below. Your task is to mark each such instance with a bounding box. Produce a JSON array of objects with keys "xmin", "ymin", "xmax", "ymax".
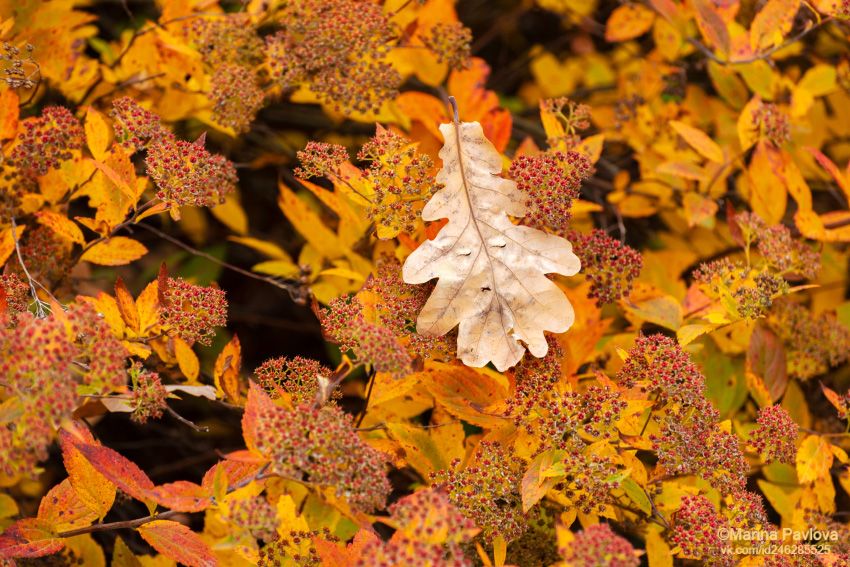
[{"xmin": 2, "ymin": 0, "xmax": 850, "ymax": 566}]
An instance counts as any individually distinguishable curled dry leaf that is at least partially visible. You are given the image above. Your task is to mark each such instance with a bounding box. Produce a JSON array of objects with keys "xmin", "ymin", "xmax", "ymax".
[{"xmin": 402, "ymin": 106, "xmax": 581, "ymax": 371}]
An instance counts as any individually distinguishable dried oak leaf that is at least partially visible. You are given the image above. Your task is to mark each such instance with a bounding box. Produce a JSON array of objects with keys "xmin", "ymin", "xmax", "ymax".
[{"xmin": 402, "ymin": 117, "xmax": 580, "ymax": 371}]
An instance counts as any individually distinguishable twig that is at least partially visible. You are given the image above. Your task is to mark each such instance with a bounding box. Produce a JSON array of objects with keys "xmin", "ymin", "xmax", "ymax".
[
  {"xmin": 9, "ymin": 217, "xmax": 52, "ymax": 317},
  {"xmin": 355, "ymin": 367, "xmax": 377, "ymax": 428},
  {"xmin": 135, "ymin": 223, "xmax": 307, "ymax": 304},
  {"xmin": 165, "ymin": 405, "xmax": 209, "ymax": 433}
]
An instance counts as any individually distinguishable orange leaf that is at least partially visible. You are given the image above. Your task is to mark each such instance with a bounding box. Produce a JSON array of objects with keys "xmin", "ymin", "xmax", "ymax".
[
  {"xmin": 114, "ymin": 277, "xmax": 140, "ymax": 333},
  {"xmin": 0, "ymin": 519, "xmax": 64, "ymax": 560},
  {"xmin": 136, "ymin": 279, "xmax": 160, "ymax": 335},
  {"xmin": 242, "ymin": 383, "xmax": 277, "ymax": 457},
  {"xmin": 214, "ymin": 334, "xmax": 242, "ymax": 403},
  {"xmin": 174, "ymin": 337, "xmax": 200, "ymax": 382},
  {"xmin": 605, "ymin": 4, "xmax": 656, "ymax": 42},
  {"xmin": 58, "ymin": 428, "xmax": 116, "ymax": 520},
  {"xmin": 137, "ymin": 520, "xmax": 216, "ymax": 567},
  {"xmin": 75, "ymin": 443, "xmax": 155, "ymax": 506},
  {"xmin": 420, "ymin": 362, "xmax": 509, "ymax": 428},
  {"xmin": 37, "ymin": 479, "xmax": 98, "ymax": 533},
  {"xmin": 807, "ymin": 147, "xmax": 850, "ymax": 203},
  {"xmin": 80, "ymin": 237, "xmax": 148, "ymax": 266},
  {"xmin": 692, "ymin": 0, "xmax": 730, "ymax": 55},
  {"xmin": 147, "ymin": 481, "xmax": 212, "ymax": 513},
  {"xmin": 669, "ymin": 120, "xmax": 724, "ymax": 163},
  {"xmin": 0, "ymin": 224, "xmax": 26, "ymax": 267},
  {"xmin": 0, "ymin": 88, "xmax": 19, "ymax": 140},
  {"xmin": 315, "ymin": 530, "xmax": 379, "ymax": 566},
  {"xmin": 821, "ymin": 383, "xmax": 847, "ymax": 416}
]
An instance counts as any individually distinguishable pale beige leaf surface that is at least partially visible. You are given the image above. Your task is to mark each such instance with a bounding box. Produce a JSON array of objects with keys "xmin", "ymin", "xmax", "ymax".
[{"xmin": 402, "ymin": 118, "xmax": 580, "ymax": 371}]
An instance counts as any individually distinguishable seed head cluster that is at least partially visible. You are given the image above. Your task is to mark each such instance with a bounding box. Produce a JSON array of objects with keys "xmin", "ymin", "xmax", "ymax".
[
  {"xmin": 509, "ymin": 150, "xmax": 591, "ymax": 236},
  {"xmin": 11, "ymin": 106, "xmax": 83, "ymax": 178},
  {"xmin": 570, "ymin": 229, "xmax": 642, "ymax": 304},
  {"xmin": 254, "ymin": 356, "xmax": 337, "ymax": 405},
  {"xmin": 161, "ymin": 277, "xmax": 228, "ymax": 346}
]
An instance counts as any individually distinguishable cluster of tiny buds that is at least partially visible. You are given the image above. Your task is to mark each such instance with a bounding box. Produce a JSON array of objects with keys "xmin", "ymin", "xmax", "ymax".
[
  {"xmin": 560, "ymin": 524, "xmax": 640, "ymax": 567},
  {"xmin": 295, "ymin": 141, "xmax": 349, "ymax": 179},
  {"xmin": 616, "ymin": 334, "xmax": 707, "ymax": 405},
  {"xmin": 254, "ymin": 356, "xmax": 337, "ymax": 405},
  {"xmin": 249, "ymin": 394, "xmax": 391, "ymax": 512},
  {"xmin": 190, "ymin": 15, "xmax": 264, "ymax": 68},
  {"xmin": 358, "ymin": 126, "xmax": 438, "ymax": 236},
  {"xmin": 1, "ymin": 42, "xmax": 37, "ymax": 89},
  {"xmin": 161, "ymin": 277, "xmax": 228, "ymax": 346},
  {"xmin": 670, "ymin": 495, "xmax": 733, "ymax": 566},
  {"xmin": 130, "ymin": 366, "xmax": 167, "ymax": 425},
  {"xmin": 0, "ymin": 312, "xmax": 77, "ymax": 477},
  {"xmin": 569, "ymin": 229, "xmax": 642, "ymax": 304},
  {"xmin": 110, "ymin": 97, "xmax": 164, "ymax": 152},
  {"xmin": 734, "ymin": 212, "xmax": 821, "ymax": 279},
  {"xmin": 11, "ymin": 226, "xmax": 73, "ymax": 287},
  {"xmin": 421, "ymin": 22, "xmax": 473, "ymax": 71},
  {"xmin": 509, "ymin": 150, "xmax": 591, "ymax": 236},
  {"xmin": 265, "ymin": 0, "xmax": 400, "ymax": 115},
  {"xmin": 363, "ymin": 259, "xmax": 452, "ymax": 358},
  {"xmin": 694, "ymin": 257, "xmax": 788, "ymax": 319},
  {"xmin": 321, "ymin": 296, "xmax": 413, "ymax": 377},
  {"xmin": 68, "ymin": 302, "xmax": 127, "ymax": 393},
  {"xmin": 145, "ymin": 135, "xmax": 238, "ymax": 208},
  {"xmin": 432, "ymin": 441, "xmax": 527, "ymax": 543},
  {"xmin": 258, "ymin": 527, "xmax": 337, "ymax": 567},
  {"xmin": 750, "ymin": 405, "xmax": 798, "ymax": 464},
  {"xmin": 0, "ymin": 273, "xmax": 29, "ymax": 324},
  {"xmin": 211, "ymin": 64, "xmax": 265, "ymax": 134},
  {"xmin": 11, "ymin": 106, "xmax": 83, "ymax": 178},
  {"xmin": 542, "ymin": 97, "xmax": 591, "ymax": 135},
  {"xmin": 228, "ymin": 495, "xmax": 278, "ymax": 544},
  {"xmin": 506, "ymin": 335, "xmax": 563, "ymax": 418},
  {"xmin": 756, "ymin": 103, "xmax": 791, "ymax": 146},
  {"xmin": 767, "ymin": 299, "xmax": 850, "ymax": 380}
]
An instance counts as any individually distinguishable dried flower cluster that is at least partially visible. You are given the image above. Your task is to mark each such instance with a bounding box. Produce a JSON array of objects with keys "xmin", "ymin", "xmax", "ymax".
[
  {"xmin": 254, "ymin": 356, "xmax": 336, "ymax": 405},
  {"xmin": 510, "ymin": 150, "xmax": 591, "ymax": 236},
  {"xmin": 321, "ymin": 296, "xmax": 413, "ymax": 377},
  {"xmin": 266, "ymin": 0, "xmax": 400, "ymax": 114},
  {"xmin": 767, "ymin": 300, "xmax": 850, "ymax": 379},
  {"xmin": 570, "ymin": 229, "xmax": 642, "ymax": 304},
  {"xmin": 11, "ymin": 106, "xmax": 83, "ymax": 178},
  {"xmin": 146, "ymin": 137, "xmax": 238, "ymax": 208},
  {"xmin": 161, "ymin": 277, "xmax": 228, "ymax": 346},
  {"xmin": 749, "ymin": 405, "xmax": 798, "ymax": 464},
  {"xmin": 433, "ymin": 441, "xmax": 527, "ymax": 542},
  {"xmin": 246, "ymin": 391, "xmax": 391, "ymax": 512},
  {"xmin": 129, "ymin": 366, "xmax": 167, "ymax": 424},
  {"xmin": 560, "ymin": 524, "xmax": 640, "ymax": 567}
]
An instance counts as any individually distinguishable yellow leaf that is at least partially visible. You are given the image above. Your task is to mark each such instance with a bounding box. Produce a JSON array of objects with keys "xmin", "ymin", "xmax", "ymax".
[
  {"xmin": 796, "ymin": 435, "xmax": 833, "ymax": 484},
  {"xmin": 604, "ymin": 4, "xmax": 656, "ymax": 42},
  {"xmin": 173, "ymin": 337, "xmax": 200, "ymax": 383},
  {"xmin": 214, "ymin": 334, "xmax": 242, "ymax": 403},
  {"xmin": 229, "ymin": 236, "xmax": 294, "ymax": 261},
  {"xmin": 278, "ymin": 181, "xmax": 342, "ymax": 259},
  {"xmin": 252, "ymin": 260, "xmax": 300, "ymax": 279},
  {"xmin": 34, "ymin": 210, "xmax": 84, "ymax": 245},
  {"xmin": 85, "ymin": 107, "xmax": 112, "ymax": 161},
  {"xmin": 677, "ymin": 323, "xmax": 714, "ymax": 346},
  {"xmin": 80, "ymin": 237, "xmax": 148, "ymax": 266},
  {"xmin": 748, "ymin": 140, "xmax": 787, "ymax": 225},
  {"xmin": 669, "ymin": 120, "xmax": 724, "ymax": 163},
  {"xmin": 210, "ymin": 193, "xmax": 249, "ymax": 235},
  {"xmin": 645, "ymin": 527, "xmax": 673, "ymax": 567},
  {"xmin": 750, "ymin": 0, "xmax": 800, "ymax": 52},
  {"xmin": 737, "ymin": 97, "xmax": 762, "ymax": 152}
]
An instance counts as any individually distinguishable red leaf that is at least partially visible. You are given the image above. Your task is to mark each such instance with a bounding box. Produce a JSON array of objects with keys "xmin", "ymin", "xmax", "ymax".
[
  {"xmin": 747, "ymin": 325, "xmax": 789, "ymax": 402},
  {"xmin": 201, "ymin": 458, "xmax": 264, "ymax": 494},
  {"xmin": 137, "ymin": 520, "xmax": 216, "ymax": 567},
  {"xmin": 0, "ymin": 519, "xmax": 64, "ymax": 559},
  {"xmin": 148, "ymin": 481, "xmax": 212, "ymax": 513},
  {"xmin": 76, "ymin": 443, "xmax": 155, "ymax": 504}
]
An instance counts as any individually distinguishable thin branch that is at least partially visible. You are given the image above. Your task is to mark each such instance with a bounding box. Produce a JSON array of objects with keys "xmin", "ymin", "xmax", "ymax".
[
  {"xmin": 9, "ymin": 217, "xmax": 53, "ymax": 317},
  {"xmin": 135, "ymin": 223, "xmax": 308, "ymax": 304},
  {"xmin": 165, "ymin": 405, "xmax": 209, "ymax": 433}
]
